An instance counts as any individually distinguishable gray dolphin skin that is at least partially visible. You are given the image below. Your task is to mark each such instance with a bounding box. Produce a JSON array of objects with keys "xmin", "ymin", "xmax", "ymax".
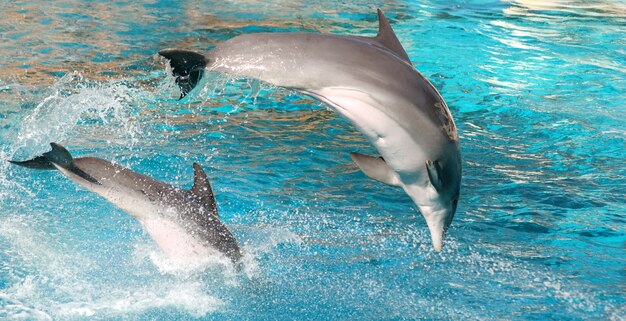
[
  {"xmin": 10, "ymin": 143, "xmax": 242, "ymax": 263},
  {"xmin": 158, "ymin": 9, "xmax": 461, "ymax": 251}
]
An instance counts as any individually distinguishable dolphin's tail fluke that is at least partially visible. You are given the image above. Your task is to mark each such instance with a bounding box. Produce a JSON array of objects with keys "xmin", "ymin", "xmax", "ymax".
[
  {"xmin": 8, "ymin": 143, "xmax": 72, "ymax": 170},
  {"xmin": 158, "ymin": 49, "xmax": 207, "ymax": 99},
  {"xmin": 10, "ymin": 143, "xmax": 101, "ymax": 185},
  {"xmin": 9, "ymin": 156, "xmax": 56, "ymax": 169}
]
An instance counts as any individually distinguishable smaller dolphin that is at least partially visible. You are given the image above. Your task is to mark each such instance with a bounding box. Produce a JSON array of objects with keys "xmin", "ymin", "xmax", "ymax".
[{"xmin": 10, "ymin": 143, "xmax": 242, "ymax": 264}]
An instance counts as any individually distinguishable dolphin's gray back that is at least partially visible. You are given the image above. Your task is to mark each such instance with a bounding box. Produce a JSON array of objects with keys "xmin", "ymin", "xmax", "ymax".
[
  {"xmin": 208, "ymin": 32, "xmax": 457, "ymax": 148},
  {"xmin": 73, "ymin": 157, "xmax": 172, "ymax": 194}
]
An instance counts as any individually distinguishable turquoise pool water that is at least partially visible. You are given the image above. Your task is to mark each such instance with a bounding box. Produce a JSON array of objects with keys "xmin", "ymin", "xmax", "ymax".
[{"xmin": 0, "ymin": 1, "xmax": 624, "ymax": 319}]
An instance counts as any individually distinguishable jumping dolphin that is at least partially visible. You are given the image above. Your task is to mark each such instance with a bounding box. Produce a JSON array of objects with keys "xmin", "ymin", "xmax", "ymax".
[
  {"xmin": 10, "ymin": 143, "xmax": 242, "ymax": 263},
  {"xmin": 158, "ymin": 9, "xmax": 461, "ymax": 251}
]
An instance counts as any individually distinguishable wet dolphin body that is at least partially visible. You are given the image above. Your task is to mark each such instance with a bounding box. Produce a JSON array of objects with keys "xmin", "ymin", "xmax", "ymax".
[
  {"xmin": 159, "ymin": 9, "xmax": 461, "ymax": 251},
  {"xmin": 10, "ymin": 143, "xmax": 242, "ymax": 263}
]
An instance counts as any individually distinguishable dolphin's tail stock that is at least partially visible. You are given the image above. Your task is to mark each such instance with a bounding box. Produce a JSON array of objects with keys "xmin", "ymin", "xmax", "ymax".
[
  {"xmin": 158, "ymin": 49, "xmax": 207, "ymax": 99},
  {"xmin": 10, "ymin": 143, "xmax": 101, "ymax": 185}
]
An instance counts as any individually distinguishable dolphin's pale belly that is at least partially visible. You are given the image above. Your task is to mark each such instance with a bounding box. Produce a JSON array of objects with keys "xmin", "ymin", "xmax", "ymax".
[
  {"xmin": 310, "ymin": 87, "xmax": 433, "ymax": 179},
  {"xmin": 89, "ymin": 183, "xmax": 214, "ymax": 259},
  {"xmin": 138, "ymin": 217, "xmax": 215, "ymax": 259}
]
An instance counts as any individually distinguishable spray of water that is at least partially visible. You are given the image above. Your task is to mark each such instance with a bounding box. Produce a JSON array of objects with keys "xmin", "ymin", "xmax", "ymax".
[{"xmin": 0, "ymin": 72, "xmax": 302, "ymax": 319}]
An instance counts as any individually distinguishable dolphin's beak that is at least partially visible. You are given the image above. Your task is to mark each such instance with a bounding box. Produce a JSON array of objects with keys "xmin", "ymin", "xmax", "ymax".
[{"xmin": 424, "ymin": 212, "xmax": 447, "ymax": 252}]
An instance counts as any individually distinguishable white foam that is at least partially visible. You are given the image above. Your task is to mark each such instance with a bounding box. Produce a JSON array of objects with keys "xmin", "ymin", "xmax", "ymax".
[
  {"xmin": 53, "ymin": 281, "xmax": 224, "ymax": 318},
  {"xmin": 0, "ymin": 292, "xmax": 52, "ymax": 321},
  {"xmin": 131, "ymin": 240, "xmax": 236, "ymax": 277},
  {"xmin": 0, "ymin": 214, "xmax": 228, "ymax": 319}
]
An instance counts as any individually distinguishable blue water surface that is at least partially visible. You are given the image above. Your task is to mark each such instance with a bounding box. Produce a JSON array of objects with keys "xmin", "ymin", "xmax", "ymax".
[{"xmin": 0, "ymin": 1, "xmax": 624, "ymax": 320}]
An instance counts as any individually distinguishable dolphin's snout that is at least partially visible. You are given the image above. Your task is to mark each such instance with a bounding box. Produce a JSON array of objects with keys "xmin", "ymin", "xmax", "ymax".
[
  {"xmin": 420, "ymin": 205, "xmax": 455, "ymax": 252},
  {"xmin": 424, "ymin": 214, "xmax": 446, "ymax": 252}
]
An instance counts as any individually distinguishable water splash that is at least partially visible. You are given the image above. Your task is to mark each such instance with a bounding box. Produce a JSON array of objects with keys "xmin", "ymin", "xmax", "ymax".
[
  {"xmin": 1, "ymin": 1, "xmax": 624, "ymax": 319},
  {"xmin": 12, "ymin": 72, "xmax": 144, "ymax": 158}
]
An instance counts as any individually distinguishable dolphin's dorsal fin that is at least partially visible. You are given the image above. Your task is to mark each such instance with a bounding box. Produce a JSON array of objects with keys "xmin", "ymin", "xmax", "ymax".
[
  {"xmin": 191, "ymin": 163, "xmax": 219, "ymax": 217},
  {"xmin": 374, "ymin": 9, "xmax": 412, "ymax": 65},
  {"xmin": 350, "ymin": 152, "xmax": 401, "ymax": 187},
  {"xmin": 426, "ymin": 160, "xmax": 443, "ymax": 191}
]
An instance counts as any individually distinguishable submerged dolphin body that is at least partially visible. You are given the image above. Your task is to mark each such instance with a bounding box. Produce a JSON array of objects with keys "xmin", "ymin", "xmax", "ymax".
[
  {"xmin": 159, "ymin": 9, "xmax": 461, "ymax": 251},
  {"xmin": 10, "ymin": 143, "xmax": 242, "ymax": 263}
]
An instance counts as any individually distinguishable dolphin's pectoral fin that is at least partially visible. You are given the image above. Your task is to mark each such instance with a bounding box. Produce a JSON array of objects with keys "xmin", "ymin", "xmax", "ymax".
[
  {"xmin": 158, "ymin": 49, "xmax": 207, "ymax": 99},
  {"xmin": 426, "ymin": 160, "xmax": 443, "ymax": 191},
  {"xmin": 373, "ymin": 9, "xmax": 412, "ymax": 65},
  {"xmin": 350, "ymin": 152, "xmax": 401, "ymax": 187},
  {"xmin": 9, "ymin": 156, "xmax": 55, "ymax": 169},
  {"xmin": 190, "ymin": 163, "xmax": 219, "ymax": 217}
]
